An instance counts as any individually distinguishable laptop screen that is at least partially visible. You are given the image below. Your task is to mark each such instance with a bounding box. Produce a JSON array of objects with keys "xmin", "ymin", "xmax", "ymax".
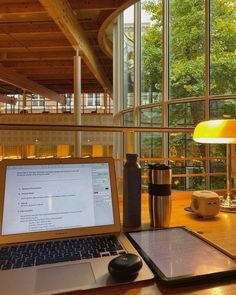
[{"xmin": 2, "ymin": 162, "xmax": 114, "ymax": 235}]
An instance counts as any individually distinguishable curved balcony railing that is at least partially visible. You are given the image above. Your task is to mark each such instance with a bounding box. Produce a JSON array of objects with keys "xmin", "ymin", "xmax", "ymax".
[{"xmin": 0, "ymin": 123, "xmax": 229, "ymax": 192}]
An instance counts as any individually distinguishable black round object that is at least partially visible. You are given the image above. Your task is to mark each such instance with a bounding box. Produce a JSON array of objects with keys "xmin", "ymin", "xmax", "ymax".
[{"xmin": 108, "ymin": 253, "xmax": 143, "ymax": 280}]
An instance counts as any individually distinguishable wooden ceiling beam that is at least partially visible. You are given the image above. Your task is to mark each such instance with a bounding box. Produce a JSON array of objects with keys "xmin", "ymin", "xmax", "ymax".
[
  {"xmin": 69, "ymin": 0, "xmax": 120, "ymax": 11},
  {"xmin": 0, "ymin": 46, "xmax": 73, "ymax": 53},
  {"xmin": 0, "ymin": 64, "xmax": 63, "ymax": 103},
  {"xmin": 0, "ymin": 42, "xmax": 101, "ymax": 51},
  {"xmin": 19, "ymin": 68, "xmax": 74, "ymax": 75},
  {"xmin": 2, "ymin": 58, "xmax": 110, "ymax": 67},
  {"xmin": 0, "ymin": 13, "xmax": 50, "ymax": 23},
  {"xmin": 0, "ymin": 51, "xmax": 110, "ymax": 62},
  {"xmin": 0, "ymin": 22, "xmax": 98, "ymax": 34},
  {"xmin": 0, "ymin": 2, "xmax": 49, "ymax": 22},
  {"xmin": 2, "ymin": 60, "xmax": 73, "ymax": 68},
  {"xmin": 5, "ymin": 76, "xmax": 103, "ymax": 84},
  {"xmin": 0, "ymin": 52, "xmax": 73, "ymax": 62},
  {"xmin": 29, "ymin": 72, "xmax": 97, "ymax": 79},
  {"xmin": 0, "ymin": 22, "xmax": 60, "ymax": 34},
  {"xmin": 28, "ymin": 74, "xmax": 73, "ymax": 79},
  {"xmin": 0, "ymin": 2, "xmax": 44, "ymax": 14},
  {"xmin": 0, "ymin": 0, "xmax": 120, "ymax": 14},
  {"xmin": 0, "ymin": 39, "xmax": 70, "ymax": 48},
  {"xmin": 39, "ymin": 0, "xmax": 112, "ymax": 95}
]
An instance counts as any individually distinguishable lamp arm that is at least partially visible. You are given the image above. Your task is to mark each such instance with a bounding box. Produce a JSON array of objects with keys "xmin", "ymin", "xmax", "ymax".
[{"xmin": 226, "ymin": 144, "xmax": 232, "ymax": 196}]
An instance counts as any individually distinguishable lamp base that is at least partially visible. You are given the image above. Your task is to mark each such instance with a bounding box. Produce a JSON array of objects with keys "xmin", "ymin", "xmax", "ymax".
[{"xmin": 220, "ymin": 193, "xmax": 236, "ymax": 212}]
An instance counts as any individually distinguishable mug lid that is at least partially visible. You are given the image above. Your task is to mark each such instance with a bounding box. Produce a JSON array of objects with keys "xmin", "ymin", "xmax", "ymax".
[{"xmin": 148, "ymin": 164, "xmax": 170, "ymax": 170}]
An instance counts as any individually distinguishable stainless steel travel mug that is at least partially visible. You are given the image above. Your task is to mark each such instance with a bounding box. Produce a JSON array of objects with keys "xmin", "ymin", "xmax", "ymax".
[{"xmin": 148, "ymin": 164, "xmax": 172, "ymax": 228}]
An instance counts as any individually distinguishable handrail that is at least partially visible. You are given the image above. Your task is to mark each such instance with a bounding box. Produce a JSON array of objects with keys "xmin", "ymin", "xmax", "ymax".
[
  {"xmin": 0, "ymin": 123, "xmax": 194, "ymax": 133},
  {"xmin": 0, "ymin": 123, "xmax": 228, "ymax": 192}
]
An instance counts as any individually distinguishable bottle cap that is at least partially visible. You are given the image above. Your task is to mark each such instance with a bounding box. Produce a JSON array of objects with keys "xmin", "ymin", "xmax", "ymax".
[{"xmin": 126, "ymin": 153, "xmax": 138, "ymax": 160}]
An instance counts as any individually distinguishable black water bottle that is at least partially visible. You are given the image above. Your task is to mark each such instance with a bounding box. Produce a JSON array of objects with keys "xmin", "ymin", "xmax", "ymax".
[{"xmin": 123, "ymin": 154, "xmax": 141, "ymax": 227}]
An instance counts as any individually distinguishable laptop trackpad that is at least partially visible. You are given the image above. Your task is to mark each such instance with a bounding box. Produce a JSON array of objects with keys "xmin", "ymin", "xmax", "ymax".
[{"xmin": 35, "ymin": 262, "xmax": 96, "ymax": 293}]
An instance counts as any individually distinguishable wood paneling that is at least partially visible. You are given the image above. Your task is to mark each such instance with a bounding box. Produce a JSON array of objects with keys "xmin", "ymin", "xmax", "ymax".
[{"xmin": 0, "ymin": 0, "xmax": 138, "ymax": 96}]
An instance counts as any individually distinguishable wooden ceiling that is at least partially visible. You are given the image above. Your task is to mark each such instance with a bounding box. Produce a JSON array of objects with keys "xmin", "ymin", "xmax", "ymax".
[{"xmin": 0, "ymin": 0, "xmax": 136, "ymax": 100}]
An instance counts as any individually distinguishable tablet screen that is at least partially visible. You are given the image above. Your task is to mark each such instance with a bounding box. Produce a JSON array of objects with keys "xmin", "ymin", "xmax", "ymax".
[{"xmin": 128, "ymin": 227, "xmax": 236, "ymax": 283}]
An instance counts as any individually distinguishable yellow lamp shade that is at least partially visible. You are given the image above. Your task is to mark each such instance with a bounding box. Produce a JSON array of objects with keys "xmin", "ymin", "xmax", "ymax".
[{"xmin": 193, "ymin": 119, "xmax": 236, "ymax": 144}]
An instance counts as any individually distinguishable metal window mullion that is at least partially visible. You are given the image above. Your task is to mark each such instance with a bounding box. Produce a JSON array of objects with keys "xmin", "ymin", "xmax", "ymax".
[
  {"xmin": 120, "ymin": 11, "xmax": 126, "ymax": 156},
  {"xmin": 134, "ymin": 2, "xmax": 141, "ymax": 154},
  {"xmin": 163, "ymin": 0, "xmax": 169, "ymax": 165},
  {"xmin": 205, "ymin": 0, "xmax": 211, "ymax": 189},
  {"xmin": 113, "ymin": 16, "xmax": 123, "ymax": 161}
]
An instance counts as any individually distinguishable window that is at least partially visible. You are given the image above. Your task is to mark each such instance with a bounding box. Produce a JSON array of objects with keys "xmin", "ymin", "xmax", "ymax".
[
  {"xmin": 169, "ymin": 0, "xmax": 205, "ymax": 99},
  {"xmin": 210, "ymin": 0, "xmax": 236, "ymax": 95},
  {"xmin": 141, "ymin": 0, "xmax": 163, "ymax": 105},
  {"xmin": 123, "ymin": 6, "xmax": 135, "ymax": 109},
  {"xmin": 118, "ymin": 0, "xmax": 236, "ymax": 191}
]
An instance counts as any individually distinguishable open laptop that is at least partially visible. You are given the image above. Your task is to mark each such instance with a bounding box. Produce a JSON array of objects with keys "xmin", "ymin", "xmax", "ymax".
[{"xmin": 0, "ymin": 157, "xmax": 153, "ymax": 295}]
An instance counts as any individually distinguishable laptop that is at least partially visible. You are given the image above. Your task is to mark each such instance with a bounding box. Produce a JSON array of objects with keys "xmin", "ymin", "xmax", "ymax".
[{"xmin": 0, "ymin": 157, "xmax": 153, "ymax": 295}]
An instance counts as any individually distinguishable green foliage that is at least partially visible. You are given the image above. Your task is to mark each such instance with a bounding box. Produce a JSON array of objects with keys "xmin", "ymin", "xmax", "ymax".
[
  {"xmin": 141, "ymin": 1, "xmax": 163, "ymax": 94},
  {"xmin": 139, "ymin": 0, "xmax": 235, "ymax": 190},
  {"xmin": 141, "ymin": 0, "xmax": 236, "ymax": 98},
  {"xmin": 210, "ymin": 0, "xmax": 236, "ymax": 95},
  {"xmin": 140, "ymin": 133, "xmax": 162, "ymax": 158},
  {"xmin": 210, "ymin": 99, "xmax": 236, "ymax": 119}
]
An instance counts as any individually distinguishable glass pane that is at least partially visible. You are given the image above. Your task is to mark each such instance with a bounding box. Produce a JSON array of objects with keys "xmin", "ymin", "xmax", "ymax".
[
  {"xmin": 123, "ymin": 112, "xmax": 134, "ymax": 126},
  {"xmin": 140, "ymin": 131, "xmax": 163, "ymax": 193},
  {"xmin": 141, "ymin": 0, "xmax": 163, "ymax": 105},
  {"xmin": 210, "ymin": 176, "xmax": 226, "ymax": 190},
  {"xmin": 169, "ymin": 132, "xmax": 205, "ymax": 190},
  {"xmin": 169, "ymin": 133, "xmax": 203, "ymax": 159},
  {"xmin": 169, "ymin": 0, "xmax": 205, "ymax": 99},
  {"xmin": 210, "ymin": 99, "xmax": 236, "ymax": 119},
  {"xmin": 172, "ymin": 175, "xmax": 186, "ymax": 190},
  {"xmin": 209, "ymin": 144, "xmax": 226, "ymax": 190},
  {"xmin": 140, "ymin": 107, "xmax": 162, "ymax": 159},
  {"xmin": 140, "ymin": 133, "xmax": 163, "ymax": 158},
  {"xmin": 140, "ymin": 107, "xmax": 162, "ymax": 127},
  {"xmin": 123, "ymin": 112, "xmax": 134, "ymax": 155},
  {"xmin": 169, "ymin": 101, "xmax": 204, "ymax": 127},
  {"xmin": 124, "ymin": 6, "xmax": 135, "ymax": 108},
  {"xmin": 210, "ymin": 0, "xmax": 236, "ymax": 95},
  {"xmin": 186, "ymin": 175, "xmax": 206, "ymax": 191},
  {"xmin": 172, "ymin": 174, "xmax": 206, "ymax": 191}
]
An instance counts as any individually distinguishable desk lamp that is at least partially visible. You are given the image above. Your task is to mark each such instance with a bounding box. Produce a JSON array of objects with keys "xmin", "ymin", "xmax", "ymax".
[{"xmin": 193, "ymin": 119, "xmax": 236, "ymax": 212}]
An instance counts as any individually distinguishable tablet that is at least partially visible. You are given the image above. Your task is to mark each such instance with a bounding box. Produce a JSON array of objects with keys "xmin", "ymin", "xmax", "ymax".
[{"xmin": 127, "ymin": 227, "xmax": 236, "ymax": 285}]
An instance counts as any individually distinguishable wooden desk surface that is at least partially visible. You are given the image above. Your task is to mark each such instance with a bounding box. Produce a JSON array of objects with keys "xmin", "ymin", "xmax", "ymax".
[{"xmin": 69, "ymin": 192, "xmax": 236, "ymax": 295}]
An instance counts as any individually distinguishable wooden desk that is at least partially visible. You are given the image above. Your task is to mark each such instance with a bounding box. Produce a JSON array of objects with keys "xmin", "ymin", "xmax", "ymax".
[{"xmin": 69, "ymin": 192, "xmax": 236, "ymax": 295}]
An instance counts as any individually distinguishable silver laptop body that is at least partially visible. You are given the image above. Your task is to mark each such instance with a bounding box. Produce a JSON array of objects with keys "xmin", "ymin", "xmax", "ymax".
[{"xmin": 0, "ymin": 157, "xmax": 153, "ymax": 295}]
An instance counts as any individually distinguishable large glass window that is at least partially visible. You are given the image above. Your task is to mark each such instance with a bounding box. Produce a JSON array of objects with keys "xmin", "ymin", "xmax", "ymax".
[
  {"xmin": 210, "ymin": 0, "xmax": 236, "ymax": 95},
  {"xmin": 141, "ymin": 0, "xmax": 163, "ymax": 105},
  {"xmin": 123, "ymin": 6, "xmax": 135, "ymax": 109},
  {"xmin": 119, "ymin": 0, "xmax": 236, "ymax": 191},
  {"xmin": 169, "ymin": 0, "xmax": 205, "ymax": 99}
]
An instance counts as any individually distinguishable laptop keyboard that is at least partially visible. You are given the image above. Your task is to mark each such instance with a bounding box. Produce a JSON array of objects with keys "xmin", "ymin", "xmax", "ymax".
[{"xmin": 0, "ymin": 235, "xmax": 126, "ymax": 271}]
